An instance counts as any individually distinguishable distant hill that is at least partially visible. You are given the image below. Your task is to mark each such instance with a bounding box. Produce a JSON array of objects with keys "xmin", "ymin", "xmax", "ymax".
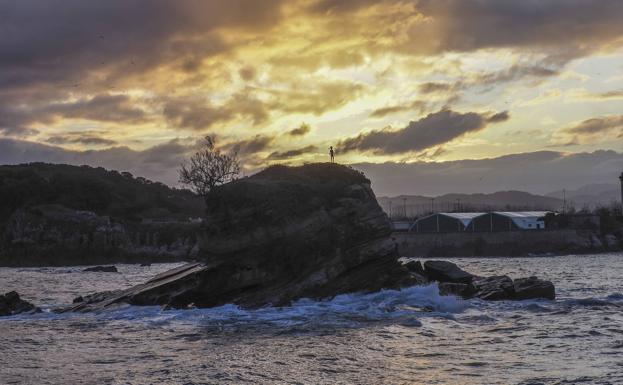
[
  {"xmin": 378, "ymin": 191, "xmax": 563, "ymax": 218},
  {"xmin": 546, "ymin": 183, "xmax": 620, "ymax": 209},
  {"xmin": 0, "ymin": 163, "xmax": 204, "ymax": 223}
]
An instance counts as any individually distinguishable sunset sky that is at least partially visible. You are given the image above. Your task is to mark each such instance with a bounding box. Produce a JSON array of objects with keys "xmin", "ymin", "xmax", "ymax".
[{"xmin": 1, "ymin": 0, "xmax": 622, "ymax": 196}]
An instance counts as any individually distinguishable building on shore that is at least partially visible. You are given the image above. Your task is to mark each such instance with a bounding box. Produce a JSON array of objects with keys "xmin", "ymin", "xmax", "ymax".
[{"xmin": 402, "ymin": 211, "xmax": 550, "ymax": 233}]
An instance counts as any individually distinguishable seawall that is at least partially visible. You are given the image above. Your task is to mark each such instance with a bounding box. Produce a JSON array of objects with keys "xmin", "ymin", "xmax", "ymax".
[{"xmin": 393, "ymin": 229, "xmax": 621, "ymax": 257}]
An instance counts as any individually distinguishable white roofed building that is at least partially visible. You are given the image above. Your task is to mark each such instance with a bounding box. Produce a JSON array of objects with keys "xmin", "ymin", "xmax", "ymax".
[{"xmin": 408, "ymin": 211, "xmax": 551, "ymax": 233}]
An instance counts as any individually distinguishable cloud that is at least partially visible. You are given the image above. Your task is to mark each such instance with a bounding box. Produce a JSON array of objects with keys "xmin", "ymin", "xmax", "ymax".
[
  {"xmin": 288, "ymin": 123, "xmax": 311, "ymax": 136},
  {"xmin": 162, "ymin": 93, "xmax": 269, "ymax": 130},
  {"xmin": 0, "ymin": 94, "xmax": 149, "ymax": 135},
  {"xmin": 370, "ymin": 101, "xmax": 428, "ymax": 118},
  {"xmin": 0, "ymin": 137, "xmax": 193, "ymax": 186},
  {"xmin": 553, "ymin": 115, "xmax": 623, "ymax": 145},
  {"xmin": 47, "ymin": 134, "xmax": 117, "ymax": 146},
  {"xmin": 228, "ymin": 135, "xmax": 275, "ymax": 155},
  {"xmin": 3, "ymin": 138, "xmax": 619, "ymax": 199},
  {"xmin": 44, "ymin": 94, "xmax": 148, "ymax": 124},
  {"xmin": 267, "ymin": 145, "xmax": 317, "ymax": 160},
  {"xmin": 409, "ymin": 0, "xmax": 623, "ymax": 62},
  {"xmin": 0, "ymin": 0, "xmax": 285, "ymax": 90},
  {"xmin": 353, "ymin": 150, "xmax": 623, "ymax": 196},
  {"xmin": 0, "ymin": 0, "xmax": 286, "ymax": 135},
  {"xmin": 268, "ymin": 81, "xmax": 365, "ymax": 115},
  {"xmin": 417, "ymin": 64, "xmax": 558, "ymax": 97},
  {"xmin": 340, "ymin": 109, "xmax": 509, "ymax": 154},
  {"xmin": 418, "ymin": 82, "xmax": 460, "ymax": 94},
  {"xmin": 239, "ymin": 66, "xmax": 257, "ymax": 81},
  {"xmin": 307, "ymin": 0, "xmax": 623, "ymax": 63}
]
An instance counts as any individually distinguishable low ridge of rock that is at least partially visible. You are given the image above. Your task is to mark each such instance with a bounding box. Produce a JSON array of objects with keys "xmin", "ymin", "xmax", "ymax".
[
  {"xmin": 61, "ymin": 164, "xmax": 422, "ymax": 312},
  {"xmin": 83, "ymin": 265, "xmax": 118, "ymax": 273},
  {"xmin": 0, "ymin": 291, "xmax": 40, "ymax": 316}
]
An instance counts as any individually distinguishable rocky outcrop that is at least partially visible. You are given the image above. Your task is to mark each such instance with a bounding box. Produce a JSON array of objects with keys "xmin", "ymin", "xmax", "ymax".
[
  {"xmin": 423, "ymin": 260, "xmax": 473, "ymax": 283},
  {"xmin": 60, "ymin": 164, "xmax": 423, "ymax": 312},
  {"xmin": 513, "ymin": 276, "xmax": 555, "ymax": 300},
  {"xmin": 0, "ymin": 291, "xmax": 40, "ymax": 316},
  {"xmin": 83, "ymin": 265, "xmax": 118, "ymax": 273},
  {"xmin": 426, "ymin": 261, "xmax": 555, "ymax": 300},
  {"xmin": 0, "ymin": 206, "xmax": 200, "ymax": 266}
]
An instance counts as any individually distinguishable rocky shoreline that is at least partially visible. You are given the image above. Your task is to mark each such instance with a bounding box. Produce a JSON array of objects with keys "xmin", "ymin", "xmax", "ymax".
[{"xmin": 1, "ymin": 164, "xmax": 557, "ymax": 317}]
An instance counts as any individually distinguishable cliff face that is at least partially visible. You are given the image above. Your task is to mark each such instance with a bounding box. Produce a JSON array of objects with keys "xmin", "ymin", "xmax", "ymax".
[
  {"xmin": 0, "ymin": 205, "xmax": 200, "ymax": 266},
  {"xmin": 197, "ymin": 163, "xmax": 420, "ymax": 306},
  {"xmin": 65, "ymin": 163, "xmax": 422, "ymax": 311}
]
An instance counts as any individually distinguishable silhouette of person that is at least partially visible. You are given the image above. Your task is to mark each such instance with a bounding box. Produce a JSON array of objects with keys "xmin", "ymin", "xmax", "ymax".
[{"xmin": 329, "ymin": 146, "xmax": 335, "ymax": 163}]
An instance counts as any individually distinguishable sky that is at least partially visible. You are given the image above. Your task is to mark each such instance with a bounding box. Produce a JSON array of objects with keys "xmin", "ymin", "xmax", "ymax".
[{"xmin": 1, "ymin": 0, "xmax": 622, "ymax": 196}]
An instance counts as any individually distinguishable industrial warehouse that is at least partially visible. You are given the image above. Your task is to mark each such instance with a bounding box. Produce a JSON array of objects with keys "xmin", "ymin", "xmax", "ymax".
[{"xmin": 402, "ymin": 211, "xmax": 550, "ymax": 233}]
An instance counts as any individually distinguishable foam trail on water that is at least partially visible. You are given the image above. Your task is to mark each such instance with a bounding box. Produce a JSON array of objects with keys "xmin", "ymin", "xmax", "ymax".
[{"xmin": 97, "ymin": 284, "xmax": 468, "ymax": 329}]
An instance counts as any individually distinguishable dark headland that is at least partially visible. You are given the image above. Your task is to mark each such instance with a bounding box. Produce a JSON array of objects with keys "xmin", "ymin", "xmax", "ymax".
[
  {"xmin": 58, "ymin": 163, "xmax": 554, "ymax": 313},
  {"xmin": 0, "ymin": 163, "xmax": 203, "ymax": 266}
]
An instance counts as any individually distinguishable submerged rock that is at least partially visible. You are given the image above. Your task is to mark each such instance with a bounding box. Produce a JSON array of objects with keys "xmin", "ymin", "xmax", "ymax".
[
  {"xmin": 0, "ymin": 291, "xmax": 40, "ymax": 316},
  {"xmin": 61, "ymin": 164, "xmax": 421, "ymax": 312},
  {"xmin": 83, "ymin": 265, "xmax": 118, "ymax": 273}
]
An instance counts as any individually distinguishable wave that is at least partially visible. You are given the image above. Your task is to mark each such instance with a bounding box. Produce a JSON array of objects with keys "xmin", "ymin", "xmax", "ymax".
[{"xmin": 4, "ymin": 284, "xmax": 467, "ymax": 330}]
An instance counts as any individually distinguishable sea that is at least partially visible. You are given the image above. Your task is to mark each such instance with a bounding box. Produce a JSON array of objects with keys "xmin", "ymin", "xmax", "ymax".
[{"xmin": 1, "ymin": 253, "xmax": 622, "ymax": 385}]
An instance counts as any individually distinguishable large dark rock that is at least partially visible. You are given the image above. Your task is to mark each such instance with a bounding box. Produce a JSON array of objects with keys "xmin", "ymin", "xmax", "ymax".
[
  {"xmin": 61, "ymin": 164, "xmax": 422, "ymax": 312},
  {"xmin": 514, "ymin": 276, "xmax": 555, "ymax": 300},
  {"xmin": 424, "ymin": 260, "xmax": 474, "ymax": 283},
  {"xmin": 471, "ymin": 275, "xmax": 515, "ymax": 300},
  {"xmin": 0, "ymin": 291, "xmax": 40, "ymax": 316},
  {"xmin": 404, "ymin": 260, "xmax": 425, "ymax": 276},
  {"xmin": 419, "ymin": 260, "xmax": 555, "ymax": 301},
  {"xmin": 83, "ymin": 265, "xmax": 118, "ymax": 273}
]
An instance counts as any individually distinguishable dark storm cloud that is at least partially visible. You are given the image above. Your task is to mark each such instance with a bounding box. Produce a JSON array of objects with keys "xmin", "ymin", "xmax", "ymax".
[
  {"xmin": 267, "ymin": 145, "xmax": 317, "ymax": 160},
  {"xmin": 353, "ymin": 150, "xmax": 623, "ymax": 197},
  {"xmin": 310, "ymin": 0, "xmax": 623, "ymax": 62},
  {"xmin": 0, "ymin": 0, "xmax": 284, "ymax": 88},
  {"xmin": 288, "ymin": 123, "xmax": 311, "ymax": 136},
  {"xmin": 0, "ymin": 0, "xmax": 285, "ymax": 134},
  {"xmin": 340, "ymin": 109, "xmax": 509, "ymax": 154},
  {"xmin": 411, "ymin": 0, "xmax": 623, "ymax": 61}
]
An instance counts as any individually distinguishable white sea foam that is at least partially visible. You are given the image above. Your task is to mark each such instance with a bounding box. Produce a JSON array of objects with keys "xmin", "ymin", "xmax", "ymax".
[{"xmin": 88, "ymin": 283, "xmax": 468, "ymax": 329}]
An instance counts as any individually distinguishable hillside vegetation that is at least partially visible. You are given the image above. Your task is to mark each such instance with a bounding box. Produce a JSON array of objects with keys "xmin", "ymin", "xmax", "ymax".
[{"xmin": 0, "ymin": 163, "xmax": 203, "ymax": 222}]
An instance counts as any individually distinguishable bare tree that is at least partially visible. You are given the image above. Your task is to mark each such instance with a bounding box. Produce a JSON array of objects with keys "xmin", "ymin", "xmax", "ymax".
[{"xmin": 179, "ymin": 136, "xmax": 240, "ymax": 201}]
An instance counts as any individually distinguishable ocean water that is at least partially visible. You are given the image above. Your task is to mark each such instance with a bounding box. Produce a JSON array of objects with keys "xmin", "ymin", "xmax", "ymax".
[{"xmin": 1, "ymin": 254, "xmax": 622, "ymax": 385}]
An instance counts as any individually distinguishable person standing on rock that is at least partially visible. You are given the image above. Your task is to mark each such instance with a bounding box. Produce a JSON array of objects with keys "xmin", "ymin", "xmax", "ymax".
[{"xmin": 329, "ymin": 146, "xmax": 335, "ymax": 163}]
